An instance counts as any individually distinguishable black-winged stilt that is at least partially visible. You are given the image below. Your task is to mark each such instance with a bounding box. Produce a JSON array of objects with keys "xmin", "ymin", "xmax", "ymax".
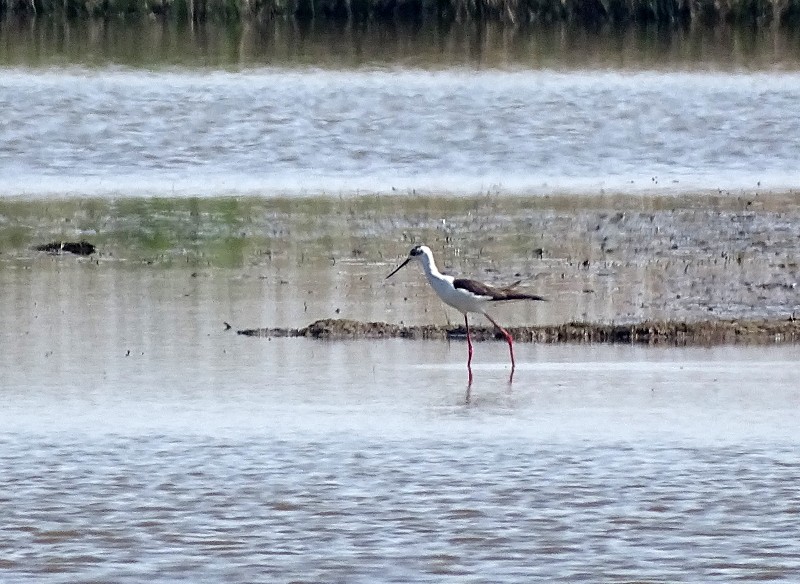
[{"xmin": 386, "ymin": 244, "xmax": 545, "ymax": 382}]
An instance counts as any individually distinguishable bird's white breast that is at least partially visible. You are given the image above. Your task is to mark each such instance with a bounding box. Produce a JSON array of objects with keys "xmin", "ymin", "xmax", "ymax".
[{"xmin": 426, "ymin": 273, "xmax": 488, "ymax": 315}]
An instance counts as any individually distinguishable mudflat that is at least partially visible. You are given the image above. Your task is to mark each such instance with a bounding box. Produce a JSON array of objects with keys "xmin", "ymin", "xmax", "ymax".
[
  {"xmin": 239, "ymin": 317, "xmax": 800, "ymax": 345},
  {"xmin": 2, "ymin": 191, "xmax": 800, "ymax": 345}
]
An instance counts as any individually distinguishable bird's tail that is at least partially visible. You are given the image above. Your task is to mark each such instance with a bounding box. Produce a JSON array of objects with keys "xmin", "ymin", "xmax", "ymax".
[
  {"xmin": 501, "ymin": 292, "xmax": 547, "ymax": 302},
  {"xmin": 497, "ymin": 282, "xmax": 547, "ymax": 302}
]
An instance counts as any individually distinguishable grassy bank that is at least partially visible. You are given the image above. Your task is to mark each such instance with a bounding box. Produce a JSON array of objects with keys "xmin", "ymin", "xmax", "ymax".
[{"xmin": 2, "ymin": 0, "xmax": 799, "ymax": 25}]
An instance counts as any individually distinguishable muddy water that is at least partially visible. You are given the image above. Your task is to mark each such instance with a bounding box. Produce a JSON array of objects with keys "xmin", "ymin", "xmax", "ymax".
[{"xmin": 2, "ymin": 257, "xmax": 800, "ymax": 581}]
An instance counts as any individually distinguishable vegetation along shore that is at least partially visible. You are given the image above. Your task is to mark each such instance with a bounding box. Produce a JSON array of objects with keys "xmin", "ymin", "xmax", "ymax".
[{"xmin": 2, "ymin": 0, "xmax": 799, "ymax": 25}]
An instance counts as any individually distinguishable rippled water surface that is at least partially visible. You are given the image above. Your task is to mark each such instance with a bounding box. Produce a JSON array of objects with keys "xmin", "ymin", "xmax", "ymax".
[
  {"xmin": 3, "ymin": 20, "xmax": 799, "ymax": 199},
  {"xmin": 3, "ymin": 19, "xmax": 800, "ymax": 582},
  {"xmin": 3, "ymin": 67, "xmax": 799, "ymax": 197},
  {"xmin": 2, "ymin": 264, "xmax": 800, "ymax": 582}
]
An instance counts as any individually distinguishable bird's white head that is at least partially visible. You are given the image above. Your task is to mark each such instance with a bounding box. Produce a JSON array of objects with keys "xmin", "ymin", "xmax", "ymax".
[{"xmin": 386, "ymin": 245, "xmax": 434, "ymax": 279}]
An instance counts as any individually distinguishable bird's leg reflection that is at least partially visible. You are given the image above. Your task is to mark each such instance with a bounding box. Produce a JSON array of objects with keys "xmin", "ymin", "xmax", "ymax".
[
  {"xmin": 464, "ymin": 314, "xmax": 474, "ymax": 386},
  {"xmin": 464, "ymin": 312, "xmax": 472, "ymax": 390},
  {"xmin": 456, "ymin": 314, "xmax": 472, "ymax": 400}
]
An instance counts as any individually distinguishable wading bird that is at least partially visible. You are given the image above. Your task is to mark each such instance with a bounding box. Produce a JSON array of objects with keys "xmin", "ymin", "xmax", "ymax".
[{"xmin": 386, "ymin": 245, "xmax": 545, "ymax": 383}]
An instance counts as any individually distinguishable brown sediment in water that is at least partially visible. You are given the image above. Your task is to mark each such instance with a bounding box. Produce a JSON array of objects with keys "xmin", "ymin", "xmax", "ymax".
[{"xmin": 238, "ymin": 318, "xmax": 800, "ymax": 345}]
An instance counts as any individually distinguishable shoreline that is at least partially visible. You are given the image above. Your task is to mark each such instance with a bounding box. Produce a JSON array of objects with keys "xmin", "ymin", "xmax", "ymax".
[
  {"xmin": 238, "ymin": 318, "xmax": 800, "ymax": 345},
  {"xmin": 3, "ymin": 18, "xmax": 799, "ymax": 72}
]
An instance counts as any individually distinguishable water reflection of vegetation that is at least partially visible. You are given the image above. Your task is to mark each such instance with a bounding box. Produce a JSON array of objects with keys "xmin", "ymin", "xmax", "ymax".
[
  {"xmin": 2, "ymin": 18, "xmax": 800, "ymax": 69},
  {"xmin": 2, "ymin": 0, "xmax": 799, "ymax": 25}
]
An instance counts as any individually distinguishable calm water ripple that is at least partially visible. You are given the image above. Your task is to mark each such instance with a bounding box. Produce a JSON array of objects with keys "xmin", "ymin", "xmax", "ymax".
[
  {"xmin": 2, "ymin": 435, "xmax": 800, "ymax": 582},
  {"xmin": 2, "ymin": 68, "xmax": 799, "ymax": 197},
  {"xmin": 2, "ymin": 272, "xmax": 799, "ymax": 581}
]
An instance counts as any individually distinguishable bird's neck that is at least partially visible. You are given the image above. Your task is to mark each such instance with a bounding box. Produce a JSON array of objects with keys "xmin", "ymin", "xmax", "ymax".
[{"xmin": 421, "ymin": 254, "xmax": 447, "ymax": 282}]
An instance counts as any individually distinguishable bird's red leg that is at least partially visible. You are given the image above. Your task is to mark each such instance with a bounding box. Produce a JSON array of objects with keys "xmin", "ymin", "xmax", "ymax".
[
  {"xmin": 465, "ymin": 313, "xmax": 474, "ymax": 385},
  {"xmin": 484, "ymin": 313, "xmax": 515, "ymax": 373}
]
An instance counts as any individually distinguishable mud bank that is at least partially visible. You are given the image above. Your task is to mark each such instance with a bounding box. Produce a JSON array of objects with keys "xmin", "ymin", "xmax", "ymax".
[{"xmin": 239, "ymin": 318, "xmax": 800, "ymax": 345}]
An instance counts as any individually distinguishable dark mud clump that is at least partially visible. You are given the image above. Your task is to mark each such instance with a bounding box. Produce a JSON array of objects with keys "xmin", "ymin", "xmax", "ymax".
[
  {"xmin": 35, "ymin": 241, "xmax": 96, "ymax": 256},
  {"xmin": 238, "ymin": 318, "xmax": 800, "ymax": 346},
  {"xmin": 239, "ymin": 319, "xmax": 445, "ymax": 340}
]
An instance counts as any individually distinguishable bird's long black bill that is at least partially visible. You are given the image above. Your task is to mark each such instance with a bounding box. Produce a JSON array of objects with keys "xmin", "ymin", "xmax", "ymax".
[{"xmin": 385, "ymin": 258, "xmax": 410, "ymax": 279}]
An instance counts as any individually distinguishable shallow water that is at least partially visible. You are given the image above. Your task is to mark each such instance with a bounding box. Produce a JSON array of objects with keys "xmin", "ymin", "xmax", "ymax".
[
  {"xmin": 4, "ymin": 433, "xmax": 800, "ymax": 582},
  {"xmin": 3, "ymin": 18, "xmax": 800, "ymax": 582},
  {"xmin": 3, "ymin": 67, "xmax": 799, "ymax": 198},
  {"xmin": 2, "ymin": 261, "xmax": 800, "ymax": 582},
  {"xmin": 2, "ymin": 20, "xmax": 799, "ymax": 199},
  {"xmin": 5, "ymin": 194, "xmax": 800, "ymax": 325}
]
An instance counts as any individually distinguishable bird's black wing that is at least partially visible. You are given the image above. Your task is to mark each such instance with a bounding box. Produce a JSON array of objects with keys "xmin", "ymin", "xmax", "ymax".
[
  {"xmin": 454, "ymin": 278, "xmax": 546, "ymax": 302},
  {"xmin": 452, "ymin": 278, "xmax": 498, "ymax": 298}
]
